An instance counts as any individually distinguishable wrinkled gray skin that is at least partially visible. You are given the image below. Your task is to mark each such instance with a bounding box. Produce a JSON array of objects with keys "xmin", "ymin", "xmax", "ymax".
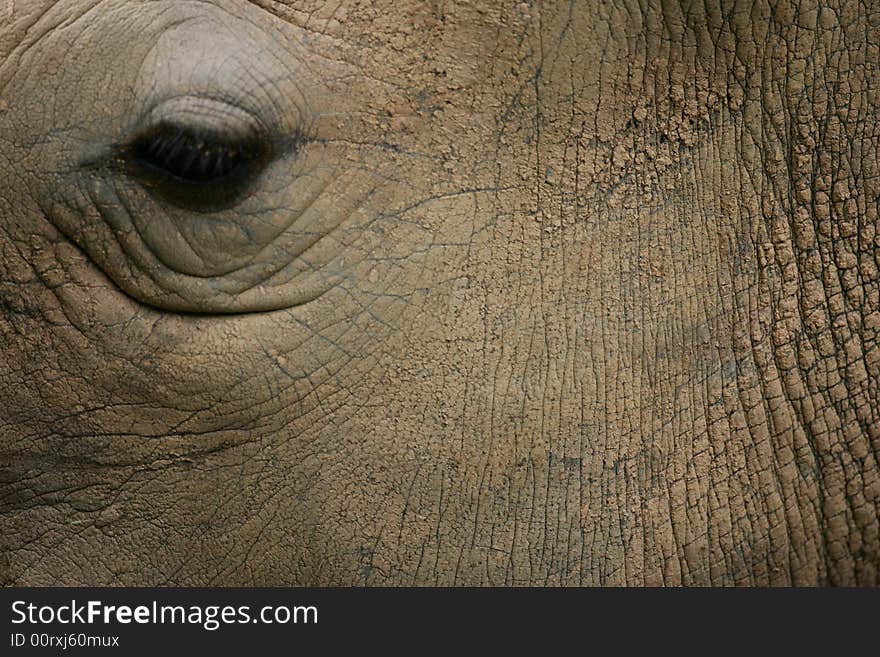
[{"xmin": 1, "ymin": 0, "xmax": 878, "ymax": 585}]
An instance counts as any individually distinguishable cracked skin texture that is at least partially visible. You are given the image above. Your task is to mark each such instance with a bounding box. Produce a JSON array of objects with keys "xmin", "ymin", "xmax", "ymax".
[{"xmin": 0, "ymin": 0, "xmax": 878, "ymax": 586}]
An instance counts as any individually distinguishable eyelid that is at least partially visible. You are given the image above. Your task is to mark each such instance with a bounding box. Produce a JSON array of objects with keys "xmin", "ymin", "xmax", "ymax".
[
  {"xmin": 139, "ymin": 96, "xmax": 270, "ymax": 143},
  {"xmin": 117, "ymin": 94, "xmax": 309, "ymax": 170}
]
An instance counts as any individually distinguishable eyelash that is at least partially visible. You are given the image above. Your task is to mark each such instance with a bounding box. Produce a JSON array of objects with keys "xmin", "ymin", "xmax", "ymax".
[{"xmin": 128, "ymin": 123, "xmax": 266, "ymax": 184}]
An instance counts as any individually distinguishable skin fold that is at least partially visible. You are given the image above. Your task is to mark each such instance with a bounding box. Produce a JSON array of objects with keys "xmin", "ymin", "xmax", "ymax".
[{"xmin": 0, "ymin": 0, "xmax": 877, "ymax": 585}]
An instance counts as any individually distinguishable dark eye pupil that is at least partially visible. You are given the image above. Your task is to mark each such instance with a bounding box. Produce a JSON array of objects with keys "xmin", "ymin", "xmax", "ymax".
[{"xmin": 130, "ymin": 124, "xmax": 260, "ymax": 183}]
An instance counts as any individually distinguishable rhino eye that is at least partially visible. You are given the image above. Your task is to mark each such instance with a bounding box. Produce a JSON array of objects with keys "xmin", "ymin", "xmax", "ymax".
[
  {"xmin": 122, "ymin": 120, "xmax": 273, "ymax": 212},
  {"xmin": 131, "ymin": 123, "xmax": 264, "ymax": 182}
]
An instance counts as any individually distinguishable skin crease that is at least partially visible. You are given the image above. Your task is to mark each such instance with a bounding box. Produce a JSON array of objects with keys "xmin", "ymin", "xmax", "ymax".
[{"xmin": 0, "ymin": 0, "xmax": 878, "ymax": 586}]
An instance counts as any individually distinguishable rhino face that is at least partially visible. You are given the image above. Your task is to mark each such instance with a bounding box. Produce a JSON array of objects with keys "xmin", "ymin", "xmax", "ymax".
[{"xmin": 1, "ymin": 0, "xmax": 878, "ymax": 585}]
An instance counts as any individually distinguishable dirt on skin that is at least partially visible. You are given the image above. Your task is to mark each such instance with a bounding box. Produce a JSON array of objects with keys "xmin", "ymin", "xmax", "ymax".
[{"xmin": 0, "ymin": 0, "xmax": 878, "ymax": 585}]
